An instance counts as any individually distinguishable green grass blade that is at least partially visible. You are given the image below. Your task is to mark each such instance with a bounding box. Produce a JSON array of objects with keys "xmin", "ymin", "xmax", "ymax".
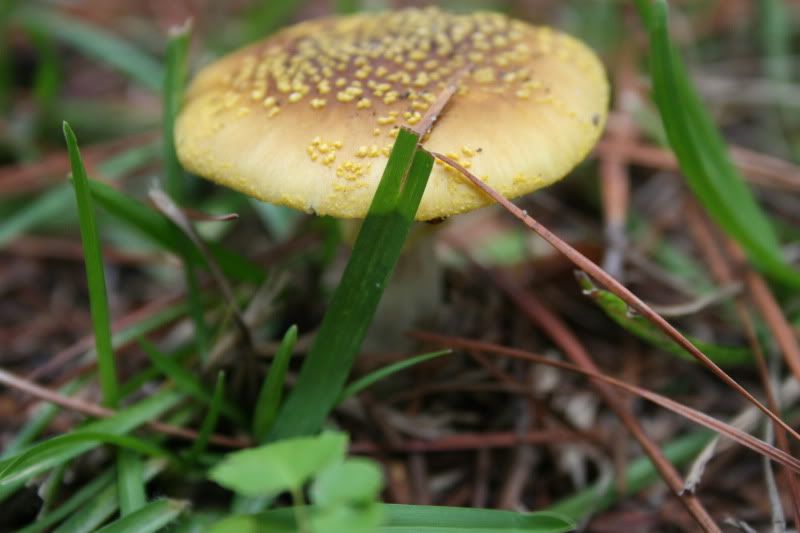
[
  {"xmin": 189, "ymin": 371, "xmax": 226, "ymax": 459},
  {"xmin": 95, "ymin": 499, "xmax": 188, "ymax": 533},
  {"xmin": 338, "ymin": 350, "xmax": 451, "ymax": 403},
  {"xmin": 380, "ymin": 505, "xmax": 575, "ymax": 532},
  {"xmin": 267, "ymin": 129, "xmax": 434, "ymax": 439},
  {"xmin": 17, "ymin": 469, "xmax": 115, "ymax": 533},
  {"xmin": 87, "ymin": 179, "xmax": 265, "ymax": 283},
  {"xmin": 116, "ymin": 450, "xmax": 146, "ymax": 516},
  {"xmin": 0, "ymin": 380, "xmax": 88, "ymax": 505},
  {"xmin": 235, "ymin": 505, "xmax": 574, "ymax": 533},
  {"xmin": 163, "ymin": 22, "xmax": 191, "ymax": 202},
  {"xmin": 240, "ymin": 1, "xmax": 306, "ymax": 45},
  {"xmin": 185, "ymin": 261, "xmax": 212, "ymax": 362},
  {"xmin": 0, "ymin": 141, "xmax": 158, "ymax": 249},
  {"xmin": 64, "ymin": 122, "xmax": 119, "ymax": 407},
  {"xmin": 548, "ymin": 431, "xmax": 713, "ymax": 521},
  {"xmin": 0, "ymin": 186, "xmax": 72, "ymax": 248},
  {"xmin": 139, "ymin": 339, "xmax": 244, "ymax": 425},
  {"xmin": 252, "ymin": 325, "xmax": 297, "ymax": 441},
  {"xmin": 13, "ymin": 5, "xmax": 162, "ymax": 91},
  {"xmin": 336, "ymin": 0, "xmax": 360, "ymax": 14},
  {"xmin": 2, "ymin": 380, "xmax": 84, "ymax": 458},
  {"xmin": 644, "ymin": 0, "xmax": 800, "ymax": 287},
  {"xmin": 577, "ymin": 275, "xmax": 751, "ymax": 366},
  {"xmin": 0, "ymin": 1, "xmax": 14, "ymax": 113},
  {"xmin": 759, "ymin": 0, "xmax": 792, "ymax": 83},
  {"xmin": 54, "ymin": 462, "xmax": 165, "ymax": 533},
  {"xmin": 120, "ymin": 342, "xmax": 195, "ymax": 399},
  {"xmin": 0, "ymin": 431, "xmax": 176, "ymax": 485},
  {"xmin": 0, "ymin": 390, "xmax": 181, "ymax": 486}
]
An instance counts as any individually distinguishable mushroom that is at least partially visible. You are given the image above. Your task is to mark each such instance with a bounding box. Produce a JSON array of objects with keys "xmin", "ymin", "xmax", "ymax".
[{"xmin": 175, "ymin": 7, "xmax": 609, "ymax": 346}]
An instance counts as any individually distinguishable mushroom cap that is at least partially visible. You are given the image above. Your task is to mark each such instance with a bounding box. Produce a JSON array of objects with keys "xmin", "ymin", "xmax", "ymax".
[{"xmin": 176, "ymin": 8, "xmax": 609, "ymax": 220}]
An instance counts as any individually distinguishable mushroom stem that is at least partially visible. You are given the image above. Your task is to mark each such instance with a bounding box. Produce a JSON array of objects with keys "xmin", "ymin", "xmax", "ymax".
[{"xmin": 341, "ymin": 220, "xmax": 444, "ymax": 351}]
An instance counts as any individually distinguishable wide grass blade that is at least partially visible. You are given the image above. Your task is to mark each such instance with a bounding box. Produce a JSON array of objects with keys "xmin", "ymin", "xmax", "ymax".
[
  {"xmin": 116, "ymin": 449, "xmax": 146, "ymax": 516},
  {"xmin": 643, "ymin": 0, "xmax": 800, "ymax": 287},
  {"xmin": 163, "ymin": 21, "xmax": 191, "ymax": 202},
  {"xmin": 95, "ymin": 499, "xmax": 188, "ymax": 533},
  {"xmin": 64, "ymin": 122, "xmax": 119, "ymax": 407},
  {"xmin": 17, "ymin": 469, "xmax": 115, "ymax": 533},
  {"xmin": 759, "ymin": 0, "xmax": 792, "ymax": 83},
  {"xmin": 0, "ymin": 431, "xmax": 176, "ymax": 485},
  {"xmin": 252, "ymin": 325, "xmax": 297, "ymax": 441},
  {"xmin": 229, "ymin": 505, "xmax": 574, "ymax": 533},
  {"xmin": 338, "ymin": 350, "xmax": 451, "ymax": 402},
  {"xmin": 336, "ymin": 0, "xmax": 360, "ymax": 14},
  {"xmin": 240, "ymin": 1, "xmax": 306, "ymax": 45},
  {"xmin": 380, "ymin": 505, "xmax": 574, "ymax": 532},
  {"xmin": 267, "ymin": 128, "xmax": 434, "ymax": 439},
  {"xmin": 13, "ymin": 5, "xmax": 162, "ymax": 91},
  {"xmin": 50, "ymin": 460, "xmax": 164, "ymax": 533},
  {"xmin": 0, "ymin": 390, "xmax": 181, "ymax": 486}
]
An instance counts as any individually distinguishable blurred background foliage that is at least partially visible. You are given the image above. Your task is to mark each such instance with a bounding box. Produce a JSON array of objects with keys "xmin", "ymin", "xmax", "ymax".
[{"xmin": 1, "ymin": 0, "xmax": 800, "ymax": 531}]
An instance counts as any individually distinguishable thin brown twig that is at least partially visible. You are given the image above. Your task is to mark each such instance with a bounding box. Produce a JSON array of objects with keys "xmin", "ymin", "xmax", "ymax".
[
  {"xmin": 686, "ymin": 202, "xmax": 800, "ymax": 526},
  {"xmin": 26, "ymin": 290, "xmax": 188, "ymax": 382},
  {"xmin": 412, "ymin": 332, "xmax": 800, "ymax": 476},
  {"xmin": 0, "ymin": 367, "xmax": 249, "ymax": 449},
  {"xmin": 595, "ymin": 134, "xmax": 800, "ymax": 192},
  {"xmin": 431, "ymin": 151, "xmax": 800, "ymax": 446},
  {"xmin": 486, "ymin": 270, "xmax": 718, "ymax": 531}
]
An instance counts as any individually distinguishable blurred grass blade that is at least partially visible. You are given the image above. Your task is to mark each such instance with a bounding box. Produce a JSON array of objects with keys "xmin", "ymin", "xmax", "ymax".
[
  {"xmin": 3, "ymin": 380, "xmax": 85, "ymax": 457},
  {"xmin": 18, "ymin": 470, "xmax": 115, "ymax": 533},
  {"xmin": 189, "ymin": 372, "xmax": 226, "ymax": 459},
  {"xmin": 95, "ymin": 499, "xmax": 188, "ymax": 533},
  {"xmin": 268, "ymin": 128, "xmax": 434, "ymax": 439},
  {"xmin": 0, "ymin": 185, "xmax": 73, "ymax": 248},
  {"xmin": 13, "ymin": 5, "xmax": 162, "ymax": 91},
  {"xmin": 240, "ymin": 1, "xmax": 305, "ymax": 45},
  {"xmin": 0, "ymin": 390, "xmax": 181, "ymax": 485},
  {"xmin": 116, "ymin": 450, "xmax": 145, "ymax": 516},
  {"xmin": 163, "ymin": 21, "xmax": 191, "ymax": 202},
  {"xmin": 87, "ymin": 179, "xmax": 265, "ymax": 283},
  {"xmin": 0, "ymin": 380, "xmax": 86, "ymax": 506},
  {"xmin": 139, "ymin": 338, "xmax": 244, "ymax": 425},
  {"xmin": 336, "ymin": 0, "xmax": 360, "ymax": 14},
  {"xmin": 549, "ymin": 431, "xmax": 713, "ymax": 521},
  {"xmin": 64, "ymin": 122, "xmax": 119, "ymax": 408},
  {"xmin": 0, "ymin": 431, "xmax": 176, "ymax": 484},
  {"xmin": 252, "ymin": 325, "xmax": 297, "ymax": 441},
  {"xmin": 242, "ymin": 505, "xmax": 574, "ymax": 532},
  {"xmin": 576, "ymin": 274, "xmax": 751, "ymax": 366},
  {"xmin": 0, "ymin": 141, "xmax": 158, "ymax": 249},
  {"xmin": 759, "ymin": 0, "xmax": 792, "ymax": 83},
  {"xmin": 644, "ymin": 0, "xmax": 800, "ymax": 287},
  {"xmin": 54, "ymin": 461, "xmax": 165, "ymax": 533},
  {"xmin": 338, "ymin": 350, "xmax": 451, "ymax": 403},
  {"xmin": 380, "ymin": 505, "xmax": 574, "ymax": 532},
  {"xmin": 0, "ymin": 1, "xmax": 14, "ymax": 112}
]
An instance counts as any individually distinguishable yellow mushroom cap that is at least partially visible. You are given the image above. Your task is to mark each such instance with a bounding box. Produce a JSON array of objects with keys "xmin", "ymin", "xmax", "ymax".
[{"xmin": 175, "ymin": 8, "xmax": 609, "ymax": 221}]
